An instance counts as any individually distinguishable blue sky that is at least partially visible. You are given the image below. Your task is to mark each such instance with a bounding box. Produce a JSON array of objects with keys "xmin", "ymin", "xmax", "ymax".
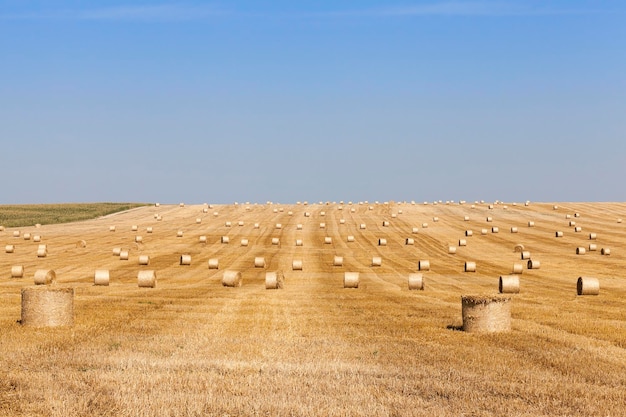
[{"xmin": 1, "ymin": 1, "xmax": 624, "ymax": 204}]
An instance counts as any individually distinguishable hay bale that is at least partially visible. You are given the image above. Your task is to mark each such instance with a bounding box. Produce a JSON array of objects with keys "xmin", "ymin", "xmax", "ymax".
[
  {"xmin": 464, "ymin": 215, "xmax": 470, "ymax": 221},
  {"xmin": 138, "ymin": 255, "xmax": 150, "ymax": 266},
  {"xmin": 221, "ymin": 236, "xmax": 230, "ymax": 244},
  {"xmin": 527, "ymin": 259, "xmax": 541, "ymax": 269},
  {"xmin": 486, "ymin": 217, "xmax": 493, "ymax": 222},
  {"xmin": 405, "ymin": 238, "xmax": 415, "ymax": 245},
  {"xmin": 254, "ymin": 223, "xmax": 261, "ymax": 229},
  {"xmin": 617, "ymin": 218, "xmax": 622, "ymax": 223},
  {"xmin": 514, "ymin": 244, "xmax": 525, "ymax": 253},
  {"xmin": 462, "ymin": 295, "xmax": 511, "ymax": 333},
  {"xmin": 271, "ymin": 237, "xmax": 280, "ymax": 245},
  {"xmin": 254, "ymin": 257, "xmax": 266, "ymax": 268},
  {"xmin": 275, "ymin": 223, "xmax": 282, "ymax": 229},
  {"xmin": 199, "ymin": 236, "xmax": 207, "ymax": 244},
  {"xmin": 138, "ymin": 270, "xmax": 156, "ymax": 288},
  {"xmin": 481, "ymin": 229, "xmax": 488, "ymax": 235},
  {"xmin": 295, "ymin": 239, "xmax": 303, "ymax": 246},
  {"xmin": 34, "ymin": 269, "xmax": 55, "ymax": 285},
  {"xmin": 510, "ymin": 227, "xmax": 518, "ymax": 233},
  {"xmin": 319, "ymin": 223, "xmax": 326, "ymax": 229},
  {"xmin": 241, "ymin": 238, "xmax": 249, "ymax": 246},
  {"xmin": 134, "ymin": 236, "xmax": 142, "ymax": 243},
  {"xmin": 491, "ymin": 227, "xmax": 499, "ymax": 233},
  {"xmin": 21, "ymin": 287, "xmax": 74, "ymax": 327},
  {"xmin": 458, "ymin": 239, "xmax": 467, "ymax": 246},
  {"xmin": 433, "ymin": 217, "xmax": 439, "ymax": 222},
  {"xmin": 33, "ymin": 235, "xmax": 41, "ymax": 242},
  {"xmin": 574, "ymin": 226, "xmax": 582, "ymax": 232},
  {"xmin": 296, "ymin": 224, "xmax": 303, "ymax": 230},
  {"xmin": 601, "ymin": 248, "xmax": 611, "ymax": 255},
  {"xmin": 408, "ymin": 273, "xmax": 424, "ymax": 290},
  {"xmin": 208, "ymin": 258, "xmax": 219, "ymax": 269},
  {"xmin": 378, "ymin": 238, "xmax": 387, "ymax": 246},
  {"xmin": 422, "ymin": 223, "xmax": 429, "ymax": 228},
  {"xmin": 569, "ymin": 221, "xmax": 576, "ymax": 226},
  {"xmin": 37, "ymin": 245, "xmax": 47, "ymax": 258},
  {"xmin": 94, "ymin": 270, "xmax": 110, "ymax": 286},
  {"xmin": 265, "ymin": 271, "xmax": 284, "ymax": 289},
  {"xmin": 465, "ymin": 230, "xmax": 473, "ymax": 237},
  {"xmin": 499, "ymin": 275, "xmax": 520, "ymax": 294},
  {"xmin": 512, "ymin": 263, "xmax": 523, "ymax": 274},
  {"xmin": 304, "ymin": 212, "xmax": 311, "ymax": 217},
  {"xmin": 347, "ymin": 235, "xmax": 355, "ymax": 242},
  {"xmin": 576, "ymin": 247, "xmax": 586, "ymax": 255},
  {"xmin": 23, "ymin": 233, "xmax": 31, "ymax": 240},
  {"xmin": 13, "ymin": 231, "xmax": 20, "ymax": 237},
  {"xmin": 324, "ymin": 237, "xmax": 333, "ymax": 244},
  {"xmin": 146, "ymin": 227, "xmax": 153, "ymax": 233},
  {"xmin": 382, "ymin": 221, "xmax": 390, "ymax": 227},
  {"xmin": 333, "ymin": 256, "xmax": 343, "ymax": 266},
  {"xmin": 520, "ymin": 251, "xmax": 531, "ymax": 260},
  {"xmin": 340, "ymin": 219, "xmax": 346, "ymax": 224},
  {"xmin": 577, "ymin": 277, "xmax": 599, "ymax": 296},
  {"xmin": 11, "ymin": 265, "xmax": 24, "ymax": 278},
  {"xmin": 177, "ymin": 231, "xmax": 184, "ymax": 238},
  {"xmin": 464, "ymin": 261, "xmax": 477, "ymax": 272},
  {"xmin": 196, "ymin": 218, "xmax": 202, "ymax": 224},
  {"xmin": 292, "ymin": 260, "xmax": 303, "ymax": 270},
  {"xmin": 588, "ymin": 243, "xmax": 597, "ymax": 251},
  {"xmin": 528, "ymin": 221, "xmax": 535, "ymax": 227},
  {"xmin": 112, "ymin": 247, "xmax": 121, "ymax": 256},
  {"xmin": 360, "ymin": 224, "xmax": 367, "ymax": 230},
  {"xmin": 131, "ymin": 225, "xmax": 138, "ymax": 231},
  {"xmin": 448, "ymin": 246, "xmax": 457, "ymax": 254},
  {"xmin": 119, "ymin": 250, "xmax": 129, "ymax": 260},
  {"xmin": 6, "ymin": 245, "xmax": 14, "ymax": 253},
  {"xmin": 225, "ymin": 221, "xmax": 232, "ymax": 227},
  {"xmin": 180, "ymin": 255, "xmax": 191, "ymax": 265},
  {"xmin": 589, "ymin": 233, "xmax": 597, "ymax": 240},
  {"xmin": 344, "ymin": 272, "xmax": 359, "ymax": 288},
  {"xmin": 371, "ymin": 256, "xmax": 382, "ymax": 267},
  {"xmin": 418, "ymin": 260, "xmax": 430, "ymax": 271},
  {"xmin": 555, "ymin": 231, "xmax": 564, "ymax": 237}
]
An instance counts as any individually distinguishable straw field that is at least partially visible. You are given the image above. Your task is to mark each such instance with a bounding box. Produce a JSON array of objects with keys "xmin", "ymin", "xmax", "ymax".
[{"xmin": 1, "ymin": 201, "xmax": 625, "ymax": 416}]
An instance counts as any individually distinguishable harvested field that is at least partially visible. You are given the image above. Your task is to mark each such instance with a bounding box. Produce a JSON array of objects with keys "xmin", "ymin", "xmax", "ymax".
[{"xmin": 1, "ymin": 201, "xmax": 626, "ymax": 416}]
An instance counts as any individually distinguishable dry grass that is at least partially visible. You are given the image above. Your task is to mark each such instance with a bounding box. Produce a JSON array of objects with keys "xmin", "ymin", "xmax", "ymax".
[
  {"xmin": 1, "ymin": 201, "xmax": 626, "ymax": 416},
  {"xmin": 0, "ymin": 203, "xmax": 149, "ymax": 227}
]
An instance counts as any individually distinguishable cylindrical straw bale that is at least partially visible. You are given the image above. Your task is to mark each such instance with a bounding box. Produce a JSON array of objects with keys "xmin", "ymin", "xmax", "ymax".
[
  {"xmin": 510, "ymin": 227, "xmax": 518, "ymax": 233},
  {"xmin": 491, "ymin": 227, "xmax": 499, "ymax": 233},
  {"xmin": 33, "ymin": 235, "xmax": 41, "ymax": 242},
  {"xmin": 577, "ymin": 277, "xmax": 599, "ymax": 296},
  {"xmin": 275, "ymin": 223, "xmax": 282, "ymax": 229},
  {"xmin": 75, "ymin": 239, "xmax": 87, "ymax": 248},
  {"xmin": 378, "ymin": 238, "xmax": 387, "ymax": 246},
  {"xmin": 254, "ymin": 223, "xmax": 260, "ymax": 229},
  {"xmin": 94, "ymin": 269, "xmax": 110, "ymax": 286},
  {"xmin": 521, "ymin": 251, "xmax": 531, "ymax": 260},
  {"xmin": 569, "ymin": 221, "xmax": 576, "ymax": 226},
  {"xmin": 199, "ymin": 236, "xmax": 207, "ymax": 243},
  {"xmin": 553, "ymin": 205, "xmax": 558, "ymax": 210},
  {"xmin": 13, "ymin": 231, "xmax": 20, "ymax": 237},
  {"xmin": 271, "ymin": 237, "xmax": 280, "ymax": 245},
  {"xmin": 119, "ymin": 250, "xmax": 129, "ymax": 260},
  {"xmin": 588, "ymin": 243, "xmax": 597, "ymax": 251},
  {"xmin": 418, "ymin": 260, "xmax": 430, "ymax": 271},
  {"xmin": 382, "ymin": 221, "xmax": 390, "ymax": 227},
  {"xmin": 574, "ymin": 226, "xmax": 582, "ymax": 232},
  {"xmin": 37, "ymin": 245, "xmax": 47, "ymax": 258},
  {"xmin": 464, "ymin": 261, "xmax": 477, "ymax": 272},
  {"xmin": 433, "ymin": 217, "xmax": 439, "ymax": 222},
  {"xmin": 320, "ymin": 211, "xmax": 326, "ymax": 217},
  {"xmin": 486, "ymin": 216, "xmax": 493, "ymax": 222},
  {"xmin": 134, "ymin": 236, "xmax": 142, "ymax": 243},
  {"xmin": 556, "ymin": 231, "xmax": 564, "ymax": 238},
  {"xmin": 514, "ymin": 244, "xmax": 524, "ymax": 253},
  {"xmin": 21, "ymin": 287, "xmax": 74, "ymax": 327},
  {"xmin": 576, "ymin": 247, "xmax": 586, "ymax": 255},
  {"xmin": 225, "ymin": 221, "xmax": 232, "ymax": 227},
  {"xmin": 448, "ymin": 246, "xmax": 457, "ymax": 254},
  {"xmin": 371, "ymin": 256, "xmax": 382, "ymax": 267},
  {"xmin": 304, "ymin": 212, "xmax": 311, "ymax": 217},
  {"xmin": 458, "ymin": 239, "xmax": 467, "ymax": 246},
  {"xmin": 146, "ymin": 227, "xmax": 153, "ymax": 233},
  {"xmin": 528, "ymin": 221, "xmax": 535, "ymax": 227},
  {"xmin": 319, "ymin": 223, "xmax": 326, "ymax": 229},
  {"xmin": 203, "ymin": 208, "xmax": 208, "ymax": 213},
  {"xmin": 360, "ymin": 224, "xmax": 367, "ymax": 230},
  {"xmin": 0, "ymin": 225, "xmax": 4, "ymax": 231},
  {"xmin": 347, "ymin": 235, "xmax": 355, "ymax": 242},
  {"xmin": 462, "ymin": 295, "xmax": 511, "ymax": 333},
  {"xmin": 412, "ymin": 227, "xmax": 419, "ymax": 234},
  {"xmin": 296, "ymin": 224, "xmax": 303, "ymax": 230},
  {"xmin": 499, "ymin": 275, "xmax": 520, "ymax": 294},
  {"xmin": 176, "ymin": 231, "xmax": 184, "ymax": 237},
  {"xmin": 254, "ymin": 257, "xmax": 266, "ymax": 268},
  {"xmin": 295, "ymin": 239, "xmax": 303, "ymax": 246},
  {"xmin": 527, "ymin": 259, "xmax": 541, "ymax": 269},
  {"xmin": 464, "ymin": 216, "xmax": 470, "ymax": 221},
  {"xmin": 405, "ymin": 238, "xmax": 415, "ymax": 245},
  {"xmin": 589, "ymin": 233, "xmax": 597, "ymax": 240},
  {"xmin": 618, "ymin": 219, "xmax": 623, "ymax": 223},
  {"xmin": 137, "ymin": 270, "xmax": 156, "ymax": 288},
  {"xmin": 23, "ymin": 233, "xmax": 31, "ymax": 240},
  {"xmin": 566, "ymin": 214, "xmax": 572, "ymax": 219},
  {"xmin": 221, "ymin": 236, "xmax": 230, "ymax": 244},
  {"xmin": 574, "ymin": 212, "xmax": 580, "ymax": 217},
  {"xmin": 512, "ymin": 263, "xmax": 523, "ymax": 274},
  {"xmin": 138, "ymin": 255, "xmax": 150, "ymax": 265},
  {"xmin": 481, "ymin": 229, "xmax": 488, "ymax": 235},
  {"xmin": 180, "ymin": 255, "xmax": 191, "ymax": 265},
  {"xmin": 265, "ymin": 271, "xmax": 284, "ymax": 290},
  {"xmin": 196, "ymin": 218, "xmax": 202, "ymax": 224},
  {"xmin": 34, "ymin": 269, "xmax": 55, "ymax": 285},
  {"xmin": 333, "ymin": 256, "xmax": 343, "ymax": 266},
  {"xmin": 408, "ymin": 273, "xmax": 424, "ymax": 290},
  {"xmin": 131, "ymin": 225, "xmax": 138, "ymax": 231},
  {"xmin": 292, "ymin": 260, "xmax": 303, "ymax": 270},
  {"xmin": 240, "ymin": 239, "xmax": 249, "ymax": 246},
  {"xmin": 465, "ymin": 230, "xmax": 473, "ymax": 237},
  {"xmin": 6, "ymin": 245, "xmax": 15, "ymax": 253},
  {"xmin": 11, "ymin": 265, "xmax": 24, "ymax": 278},
  {"xmin": 324, "ymin": 237, "xmax": 333, "ymax": 244},
  {"xmin": 601, "ymin": 248, "xmax": 611, "ymax": 255},
  {"xmin": 344, "ymin": 272, "xmax": 359, "ymax": 288},
  {"xmin": 112, "ymin": 247, "xmax": 121, "ymax": 256},
  {"xmin": 208, "ymin": 258, "xmax": 219, "ymax": 269}
]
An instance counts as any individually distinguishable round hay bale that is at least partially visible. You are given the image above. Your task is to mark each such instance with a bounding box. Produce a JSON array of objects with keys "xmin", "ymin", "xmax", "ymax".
[
  {"xmin": 462, "ymin": 295, "xmax": 511, "ymax": 333},
  {"xmin": 464, "ymin": 216, "xmax": 470, "ymax": 221},
  {"xmin": 491, "ymin": 227, "xmax": 499, "ymax": 233},
  {"xmin": 275, "ymin": 223, "xmax": 282, "ymax": 229},
  {"xmin": 156, "ymin": 215, "xmax": 163, "ymax": 221},
  {"xmin": 213, "ymin": 212, "xmax": 219, "ymax": 217},
  {"xmin": 6, "ymin": 245, "xmax": 15, "ymax": 254},
  {"xmin": 0, "ymin": 225, "xmax": 4, "ymax": 231},
  {"xmin": 433, "ymin": 217, "xmax": 439, "ymax": 222},
  {"xmin": 320, "ymin": 211, "xmax": 326, "ymax": 217},
  {"xmin": 23, "ymin": 233, "xmax": 31, "ymax": 240},
  {"xmin": 37, "ymin": 245, "xmax": 47, "ymax": 258},
  {"xmin": 179, "ymin": 255, "xmax": 191, "ymax": 265},
  {"xmin": 418, "ymin": 260, "xmax": 430, "ymax": 271},
  {"xmin": 499, "ymin": 275, "xmax": 520, "ymax": 294},
  {"xmin": 521, "ymin": 251, "xmax": 531, "ymax": 260},
  {"xmin": 176, "ymin": 231, "xmax": 184, "ymax": 238},
  {"xmin": 33, "ymin": 235, "xmax": 41, "ymax": 242},
  {"xmin": 138, "ymin": 255, "xmax": 150, "ymax": 266},
  {"xmin": 196, "ymin": 218, "xmax": 202, "ymax": 224},
  {"xmin": 131, "ymin": 225, "xmax": 138, "ymax": 231},
  {"xmin": 577, "ymin": 277, "xmax": 599, "ymax": 296},
  {"xmin": 569, "ymin": 221, "xmax": 576, "ymax": 227},
  {"xmin": 221, "ymin": 236, "xmax": 230, "ymax": 244},
  {"xmin": 510, "ymin": 227, "xmax": 518, "ymax": 233},
  {"xmin": 225, "ymin": 221, "xmax": 232, "ymax": 227},
  {"xmin": 465, "ymin": 230, "xmax": 473, "ymax": 237},
  {"xmin": 405, "ymin": 238, "xmax": 415, "ymax": 245},
  {"xmin": 203, "ymin": 208, "xmax": 208, "ymax": 213},
  {"xmin": 208, "ymin": 258, "xmax": 219, "ymax": 269},
  {"xmin": 589, "ymin": 233, "xmax": 597, "ymax": 240},
  {"xmin": 134, "ymin": 236, "xmax": 142, "ymax": 243},
  {"xmin": 528, "ymin": 221, "xmax": 535, "ymax": 227},
  {"xmin": 138, "ymin": 270, "xmax": 156, "ymax": 288},
  {"xmin": 448, "ymin": 246, "xmax": 457, "ymax": 254},
  {"xmin": 359, "ymin": 224, "xmax": 367, "ymax": 230},
  {"xmin": 574, "ymin": 226, "xmax": 582, "ymax": 232},
  {"xmin": 254, "ymin": 223, "xmax": 261, "ymax": 229},
  {"xmin": 514, "ymin": 244, "xmax": 525, "ymax": 253},
  {"xmin": 344, "ymin": 272, "xmax": 359, "ymax": 288},
  {"xmin": 347, "ymin": 235, "xmax": 355, "ymax": 242},
  {"xmin": 378, "ymin": 238, "xmax": 387, "ymax": 246},
  {"xmin": 382, "ymin": 221, "xmax": 390, "ymax": 227},
  {"xmin": 333, "ymin": 256, "xmax": 343, "ymax": 266},
  {"xmin": 617, "ymin": 218, "xmax": 622, "ymax": 223},
  {"xmin": 576, "ymin": 247, "xmax": 586, "ymax": 255},
  {"xmin": 555, "ymin": 231, "xmax": 564, "ymax": 237},
  {"xmin": 265, "ymin": 271, "xmax": 284, "ymax": 290},
  {"xmin": 324, "ymin": 237, "xmax": 333, "ymax": 244},
  {"xmin": 295, "ymin": 239, "xmax": 303, "ymax": 246},
  {"xmin": 339, "ymin": 219, "xmax": 346, "ymax": 224},
  {"xmin": 304, "ymin": 212, "xmax": 311, "ymax": 217},
  {"xmin": 292, "ymin": 260, "xmax": 303, "ymax": 270},
  {"xmin": 553, "ymin": 205, "xmax": 558, "ymax": 210},
  {"xmin": 464, "ymin": 261, "xmax": 477, "ymax": 272},
  {"xmin": 566, "ymin": 214, "xmax": 572, "ymax": 219},
  {"xmin": 412, "ymin": 227, "xmax": 419, "ymax": 234},
  {"xmin": 240, "ymin": 238, "xmax": 249, "ymax": 246},
  {"xmin": 112, "ymin": 247, "xmax": 121, "ymax": 256},
  {"xmin": 319, "ymin": 223, "xmax": 326, "ymax": 229},
  {"xmin": 199, "ymin": 236, "xmax": 207, "ymax": 244},
  {"xmin": 271, "ymin": 237, "xmax": 280, "ymax": 245},
  {"xmin": 109, "ymin": 225, "xmax": 117, "ymax": 232},
  {"xmin": 94, "ymin": 269, "xmax": 110, "ymax": 286},
  {"xmin": 13, "ymin": 231, "xmax": 20, "ymax": 237},
  {"xmin": 34, "ymin": 269, "xmax": 55, "ymax": 285},
  {"xmin": 512, "ymin": 263, "xmax": 523, "ymax": 274},
  {"xmin": 601, "ymin": 248, "xmax": 611, "ymax": 255},
  {"xmin": 21, "ymin": 287, "xmax": 74, "ymax": 327},
  {"xmin": 254, "ymin": 257, "xmax": 266, "ymax": 268},
  {"xmin": 11, "ymin": 265, "xmax": 24, "ymax": 278},
  {"xmin": 527, "ymin": 259, "xmax": 541, "ymax": 269},
  {"xmin": 119, "ymin": 250, "xmax": 129, "ymax": 260},
  {"xmin": 574, "ymin": 212, "xmax": 580, "ymax": 218},
  {"xmin": 408, "ymin": 273, "xmax": 424, "ymax": 290},
  {"xmin": 486, "ymin": 217, "xmax": 493, "ymax": 222},
  {"xmin": 481, "ymin": 229, "xmax": 488, "ymax": 235},
  {"xmin": 422, "ymin": 223, "xmax": 429, "ymax": 228},
  {"xmin": 371, "ymin": 256, "xmax": 382, "ymax": 267},
  {"xmin": 458, "ymin": 239, "xmax": 467, "ymax": 246},
  {"xmin": 588, "ymin": 243, "xmax": 597, "ymax": 251},
  {"xmin": 180, "ymin": 202, "xmax": 185, "ymax": 207},
  {"xmin": 296, "ymin": 223, "xmax": 303, "ymax": 230}
]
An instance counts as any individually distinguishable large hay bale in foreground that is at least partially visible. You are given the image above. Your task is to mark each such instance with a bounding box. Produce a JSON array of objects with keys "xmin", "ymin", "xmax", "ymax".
[
  {"xmin": 577, "ymin": 277, "xmax": 599, "ymax": 296},
  {"xmin": 21, "ymin": 287, "xmax": 74, "ymax": 327},
  {"xmin": 461, "ymin": 295, "xmax": 511, "ymax": 333},
  {"xmin": 408, "ymin": 273, "xmax": 424, "ymax": 290},
  {"xmin": 265, "ymin": 271, "xmax": 284, "ymax": 290},
  {"xmin": 34, "ymin": 269, "xmax": 55, "ymax": 285},
  {"xmin": 344, "ymin": 272, "xmax": 359, "ymax": 288},
  {"xmin": 222, "ymin": 270, "xmax": 242, "ymax": 287}
]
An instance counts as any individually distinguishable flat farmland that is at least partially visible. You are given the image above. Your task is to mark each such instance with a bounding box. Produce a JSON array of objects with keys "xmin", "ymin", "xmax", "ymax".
[{"xmin": 1, "ymin": 201, "xmax": 625, "ymax": 416}]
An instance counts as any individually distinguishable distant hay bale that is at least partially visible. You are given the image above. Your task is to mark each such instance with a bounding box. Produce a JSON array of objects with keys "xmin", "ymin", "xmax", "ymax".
[
  {"xmin": 319, "ymin": 223, "xmax": 326, "ymax": 229},
  {"xmin": 432, "ymin": 217, "xmax": 439, "ymax": 222},
  {"xmin": 213, "ymin": 212, "xmax": 219, "ymax": 217},
  {"xmin": 295, "ymin": 239, "xmax": 303, "ymax": 246},
  {"xmin": 491, "ymin": 227, "xmax": 499, "ymax": 233},
  {"xmin": 510, "ymin": 227, "xmax": 518, "ymax": 233},
  {"xmin": 320, "ymin": 211, "xmax": 326, "ymax": 217},
  {"xmin": 481, "ymin": 229, "xmax": 488, "ymax": 235},
  {"xmin": 378, "ymin": 238, "xmax": 387, "ymax": 246},
  {"xmin": 134, "ymin": 236, "xmax": 142, "ymax": 244},
  {"xmin": 37, "ymin": 245, "xmax": 47, "ymax": 258},
  {"xmin": 569, "ymin": 221, "xmax": 576, "ymax": 227},
  {"xmin": 271, "ymin": 237, "xmax": 280, "ymax": 245},
  {"xmin": 275, "ymin": 223, "xmax": 282, "ymax": 229},
  {"xmin": 448, "ymin": 246, "xmax": 457, "ymax": 254},
  {"xmin": 131, "ymin": 225, "xmax": 138, "ymax": 231},
  {"xmin": 391, "ymin": 213, "xmax": 397, "ymax": 218},
  {"xmin": 146, "ymin": 227, "xmax": 153, "ymax": 233},
  {"xmin": 527, "ymin": 259, "xmax": 541, "ymax": 269},
  {"xmin": 156, "ymin": 215, "xmax": 163, "ymax": 221},
  {"xmin": 225, "ymin": 221, "xmax": 232, "ymax": 227},
  {"xmin": 486, "ymin": 217, "xmax": 493, "ymax": 222},
  {"xmin": 565, "ymin": 214, "xmax": 571, "ymax": 219},
  {"xmin": 577, "ymin": 277, "xmax": 599, "ymax": 296},
  {"xmin": 344, "ymin": 272, "xmax": 359, "ymax": 288},
  {"xmin": 202, "ymin": 208, "xmax": 208, "ymax": 213},
  {"xmin": 617, "ymin": 219, "xmax": 622, "ymax": 223},
  {"xmin": 555, "ymin": 231, "xmax": 564, "ymax": 237},
  {"xmin": 574, "ymin": 212, "xmax": 580, "ymax": 218},
  {"xmin": 180, "ymin": 202, "xmax": 185, "ymax": 208},
  {"xmin": 553, "ymin": 205, "xmax": 558, "ymax": 210},
  {"xmin": 221, "ymin": 236, "xmax": 230, "ymax": 244},
  {"xmin": 499, "ymin": 275, "xmax": 520, "ymax": 294},
  {"xmin": 339, "ymin": 219, "xmax": 346, "ymax": 224},
  {"xmin": 21, "ymin": 287, "xmax": 74, "ymax": 327},
  {"xmin": 6, "ymin": 245, "xmax": 15, "ymax": 253},
  {"xmin": 382, "ymin": 221, "xmax": 390, "ymax": 227},
  {"xmin": 412, "ymin": 227, "xmax": 419, "ymax": 234},
  {"xmin": 405, "ymin": 238, "xmax": 415, "ymax": 245},
  {"xmin": 254, "ymin": 223, "xmax": 260, "ymax": 229},
  {"xmin": 138, "ymin": 255, "xmax": 150, "ymax": 266},
  {"xmin": 528, "ymin": 221, "xmax": 535, "ymax": 227},
  {"xmin": 208, "ymin": 258, "xmax": 219, "ymax": 269},
  {"xmin": 296, "ymin": 224, "xmax": 303, "ymax": 230},
  {"xmin": 589, "ymin": 233, "xmax": 597, "ymax": 240},
  {"xmin": 199, "ymin": 236, "xmax": 207, "ymax": 244},
  {"xmin": 408, "ymin": 273, "xmax": 424, "ymax": 290},
  {"xmin": 576, "ymin": 247, "xmax": 586, "ymax": 255},
  {"xmin": 13, "ymin": 231, "xmax": 20, "ymax": 237},
  {"xmin": 458, "ymin": 239, "xmax": 467, "ymax": 246},
  {"xmin": 360, "ymin": 224, "xmax": 367, "ymax": 230},
  {"xmin": 254, "ymin": 257, "xmax": 266, "ymax": 268},
  {"xmin": 520, "ymin": 251, "xmax": 531, "ymax": 260},
  {"xmin": 11, "ymin": 265, "xmax": 24, "ymax": 278},
  {"xmin": 324, "ymin": 237, "xmax": 333, "ymax": 245},
  {"xmin": 462, "ymin": 295, "xmax": 511, "ymax": 333},
  {"xmin": 304, "ymin": 212, "xmax": 311, "ymax": 217},
  {"xmin": 292, "ymin": 260, "xmax": 303, "ymax": 270},
  {"xmin": 588, "ymin": 243, "xmax": 597, "ymax": 251},
  {"xmin": 0, "ymin": 225, "xmax": 4, "ymax": 231},
  {"xmin": 347, "ymin": 235, "xmax": 355, "ymax": 242},
  {"xmin": 241, "ymin": 238, "xmax": 249, "ymax": 246},
  {"xmin": 177, "ymin": 231, "xmax": 184, "ymax": 238},
  {"xmin": 23, "ymin": 233, "xmax": 31, "ymax": 240},
  {"xmin": 333, "ymin": 256, "xmax": 343, "ymax": 266},
  {"xmin": 464, "ymin": 216, "xmax": 470, "ymax": 221},
  {"xmin": 601, "ymin": 248, "xmax": 611, "ymax": 255},
  {"xmin": 371, "ymin": 256, "xmax": 382, "ymax": 267},
  {"xmin": 138, "ymin": 270, "xmax": 157, "ymax": 288},
  {"xmin": 94, "ymin": 269, "xmax": 110, "ymax": 286},
  {"xmin": 574, "ymin": 226, "xmax": 582, "ymax": 232},
  {"xmin": 512, "ymin": 263, "xmax": 523, "ymax": 274},
  {"xmin": 112, "ymin": 247, "xmax": 121, "ymax": 256},
  {"xmin": 196, "ymin": 218, "xmax": 202, "ymax": 224},
  {"xmin": 33, "ymin": 235, "xmax": 41, "ymax": 242},
  {"xmin": 464, "ymin": 261, "xmax": 477, "ymax": 272},
  {"xmin": 34, "ymin": 269, "xmax": 55, "ymax": 285},
  {"xmin": 180, "ymin": 255, "xmax": 192, "ymax": 265},
  {"xmin": 418, "ymin": 260, "xmax": 430, "ymax": 271},
  {"xmin": 514, "ymin": 244, "xmax": 524, "ymax": 253},
  {"xmin": 465, "ymin": 230, "xmax": 473, "ymax": 237},
  {"xmin": 119, "ymin": 250, "xmax": 129, "ymax": 261},
  {"xmin": 265, "ymin": 271, "xmax": 284, "ymax": 290}
]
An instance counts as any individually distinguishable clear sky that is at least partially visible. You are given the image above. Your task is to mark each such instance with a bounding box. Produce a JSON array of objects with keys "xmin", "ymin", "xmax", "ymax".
[{"xmin": 1, "ymin": 1, "xmax": 624, "ymax": 204}]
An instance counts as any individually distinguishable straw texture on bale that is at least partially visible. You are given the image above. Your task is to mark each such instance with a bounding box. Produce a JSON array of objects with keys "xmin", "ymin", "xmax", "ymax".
[
  {"xmin": 333, "ymin": 256, "xmax": 344, "ymax": 266},
  {"xmin": 408, "ymin": 273, "xmax": 424, "ymax": 290},
  {"xmin": 295, "ymin": 239, "xmax": 303, "ymax": 246},
  {"xmin": 588, "ymin": 243, "xmax": 597, "ymax": 251},
  {"xmin": 131, "ymin": 225, "xmax": 138, "ymax": 231},
  {"xmin": 208, "ymin": 258, "xmax": 219, "ymax": 269},
  {"xmin": 601, "ymin": 248, "xmax": 611, "ymax": 255},
  {"xmin": 448, "ymin": 246, "xmax": 457, "ymax": 254},
  {"xmin": 576, "ymin": 247, "xmax": 586, "ymax": 255},
  {"xmin": 11, "ymin": 265, "xmax": 24, "ymax": 278},
  {"xmin": 254, "ymin": 257, "xmax": 266, "ymax": 268},
  {"xmin": 418, "ymin": 260, "xmax": 430, "ymax": 271},
  {"xmin": 347, "ymin": 235, "xmax": 355, "ymax": 242},
  {"xmin": 240, "ymin": 239, "xmax": 249, "ymax": 246},
  {"xmin": 492, "ymin": 227, "xmax": 499, "ymax": 233},
  {"xmin": 138, "ymin": 255, "xmax": 150, "ymax": 266},
  {"xmin": 21, "ymin": 287, "xmax": 74, "ymax": 327},
  {"xmin": 138, "ymin": 270, "xmax": 157, "ymax": 288},
  {"xmin": 112, "ymin": 247, "xmax": 121, "ymax": 256},
  {"xmin": 527, "ymin": 259, "xmax": 541, "ymax": 269},
  {"xmin": 514, "ymin": 244, "xmax": 525, "ymax": 253},
  {"xmin": 459, "ymin": 239, "xmax": 467, "ymax": 246},
  {"xmin": 574, "ymin": 226, "xmax": 582, "ymax": 232},
  {"xmin": 344, "ymin": 272, "xmax": 359, "ymax": 288},
  {"xmin": 510, "ymin": 227, "xmax": 518, "ymax": 233},
  {"xmin": 465, "ymin": 230, "xmax": 473, "ymax": 237},
  {"xmin": 292, "ymin": 260, "xmax": 303, "ymax": 270},
  {"xmin": 528, "ymin": 221, "xmax": 535, "ymax": 227},
  {"xmin": 577, "ymin": 277, "xmax": 599, "ymax": 296},
  {"xmin": 13, "ymin": 231, "xmax": 20, "ymax": 237},
  {"xmin": 521, "ymin": 251, "xmax": 531, "ymax": 260},
  {"xmin": 499, "ymin": 275, "xmax": 520, "ymax": 294},
  {"xmin": 199, "ymin": 236, "xmax": 207, "ymax": 243},
  {"xmin": 555, "ymin": 231, "xmax": 564, "ymax": 237},
  {"xmin": 180, "ymin": 255, "xmax": 191, "ymax": 265},
  {"xmin": 265, "ymin": 271, "xmax": 284, "ymax": 290},
  {"xmin": 378, "ymin": 238, "xmax": 387, "ymax": 246},
  {"xmin": 405, "ymin": 238, "xmax": 415, "ymax": 245},
  {"xmin": 371, "ymin": 256, "xmax": 382, "ymax": 267},
  {"xmin": 324, "ymin": 237, "xmax": 333, "ymax": 244},
  {"xmin": 464, "ymin": 261, "xmax": 477, "ymax": 272},
  {"xmin": 119, "ymin": 250, "xmax": 129, "ymax": 261},
  {"xmin": 6, "ymin": 245, "xmax": 14, "ymax": 253},
  {"xmin": 589, "ymin": 233, "xmax": 597, "ymax": 240},
  {"xmin": 221, "ymin": 236, "xmax": 230, "ymax": 244},
  {"xmin": 34, "ymin": 269, "xmax": 56, "ymax": 285},
  {"xmin": 94, "ymin": 269, "xmax": 110, "ymax": 286},
  {"xmin": 37, "ymin": 245, "xmax": 47, "ymax": 258},
  {"xmin": 272, "ymin": 237, "xmax": 280, "ymax": 245},
  {"xmin": 462, "ymin": 295, "xmax": 511, "ymax": 333},
  {"xmin": 23, "ymin": 233, "xmax": 31, "ymax": 240}
]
